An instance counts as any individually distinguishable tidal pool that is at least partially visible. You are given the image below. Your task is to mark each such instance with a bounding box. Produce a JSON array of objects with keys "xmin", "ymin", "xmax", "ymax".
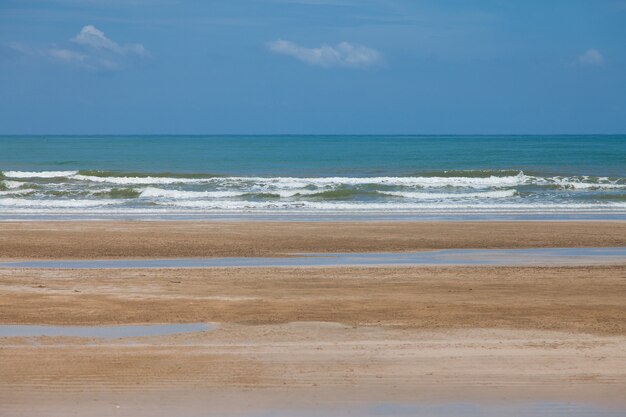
[{"xmin": 0, "ymin": 323, "xmax": 214, "ymax": 338}]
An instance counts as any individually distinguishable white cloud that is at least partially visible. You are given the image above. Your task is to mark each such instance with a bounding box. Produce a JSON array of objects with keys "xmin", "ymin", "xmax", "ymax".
[
  {"xmin": 268, "ymin": 40, "xmax": 383, "ymax": 68},
  {"xmin": 73, "ymin": 25, "xmax": 121, "ymax": 52},
  {"xmin": 47, "ymin": 48, "xmax": 87, "ymax": 64},
  {"xmin": 6, "ymin": 25, "xmax": 152, "ymax": 71},
  {"xmin": 577, "ymin": 49, "xmax": 604, "ymax": 66},
  {"xmin": 71, "ymin": 25, "xmax": 149, "ymax": 57}
]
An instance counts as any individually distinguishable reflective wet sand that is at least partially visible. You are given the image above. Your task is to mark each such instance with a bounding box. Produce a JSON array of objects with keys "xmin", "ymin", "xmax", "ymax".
[
  {"xmin": 0, "ymin": 323, "xmax": 214, "ymax": 338},
  {"xmin": 2, "ymin": 247, "xmax": 626, "ymax": 268}
]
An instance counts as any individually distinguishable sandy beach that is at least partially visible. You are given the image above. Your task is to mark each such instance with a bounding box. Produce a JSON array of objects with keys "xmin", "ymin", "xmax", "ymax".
[
  {"xmin": 4, "ymin": 1, "xmax": 626, "ymax": 413},
  {"xmin": 2, "ymin": 221, "xmax": 626, "ymax": 259},
  {"xmin": 1, "ymin": 220, "xmax": 625, "ymax": 416},
  {"xmin": 1, "ymin": 265, "xmax": 625, "ymax": 333}
]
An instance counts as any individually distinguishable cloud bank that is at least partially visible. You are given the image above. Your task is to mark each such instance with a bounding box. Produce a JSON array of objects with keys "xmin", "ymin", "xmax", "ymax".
[{"xmin": 268, "ymin": 40, "xmax": 383, "ymax": 68}]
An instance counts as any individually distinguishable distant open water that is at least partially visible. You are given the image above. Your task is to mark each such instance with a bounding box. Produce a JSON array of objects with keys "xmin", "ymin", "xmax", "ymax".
[{"xmin": 1, "ymin": 135, "xmax": 625, "ymax": 219}]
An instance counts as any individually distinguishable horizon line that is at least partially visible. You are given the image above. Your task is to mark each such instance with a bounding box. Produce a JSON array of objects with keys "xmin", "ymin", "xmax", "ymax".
[{"xmin": 1, "ymin": 133, "xmax": 625, "ymax": 137}]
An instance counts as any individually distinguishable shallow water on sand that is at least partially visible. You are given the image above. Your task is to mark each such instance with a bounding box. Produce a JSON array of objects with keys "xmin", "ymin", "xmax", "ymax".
[
  {"xmin": 0, "ymin": 323, "xmax": 214, "ymax": 338},
  {"xmin": 233, "ymin": 402, "xmax": 625, "ymax": 417},
  {"xmin": 2, "ymin": 247, "xmax": 626, "ymax": 269}
]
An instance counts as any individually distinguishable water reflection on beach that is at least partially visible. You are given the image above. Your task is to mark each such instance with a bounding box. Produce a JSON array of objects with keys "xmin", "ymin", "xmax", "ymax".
[{"xmin": 235, "ymin": 402, "xmax": 625, "ymax": 417}]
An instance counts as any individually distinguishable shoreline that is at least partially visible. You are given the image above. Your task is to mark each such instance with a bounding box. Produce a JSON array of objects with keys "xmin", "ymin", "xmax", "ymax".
[{"xmin": 2, "ymin": 212, "xmax": 626, "ymax": 222}]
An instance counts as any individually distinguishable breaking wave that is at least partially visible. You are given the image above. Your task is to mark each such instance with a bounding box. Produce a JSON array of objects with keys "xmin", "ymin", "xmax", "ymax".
[
  {"xmin": 3, "ymin": 171, "xmax": 79, "ymax": 179},
  {"xmin": 381, "ymin": 190, "xmax": 517, "ymax": 199},
  {"xmin": 2, "ymin": 170, "xmax": 624, "ymax": 190},
  {"xmin": 1, "ymin": 169, "xmax": 625, "ymax": 215}
]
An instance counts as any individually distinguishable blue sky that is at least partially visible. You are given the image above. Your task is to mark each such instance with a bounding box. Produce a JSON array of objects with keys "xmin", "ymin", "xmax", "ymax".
[{"xmin": 1, "ymin": 0, "xmax": 625, "ymax": 134}]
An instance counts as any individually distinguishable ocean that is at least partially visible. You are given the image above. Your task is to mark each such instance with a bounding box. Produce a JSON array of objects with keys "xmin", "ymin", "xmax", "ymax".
[{"xmin": 1, "ymin": 135, "xmax": 625, "ymax": 219}]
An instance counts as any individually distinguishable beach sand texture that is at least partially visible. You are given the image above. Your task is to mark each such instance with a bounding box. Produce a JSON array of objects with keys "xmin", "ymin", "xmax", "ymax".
[
  {"xmin": 2, "ymin": 221, "xmax": 626, "ymax": 260},
  {"xmin": 1, "ymin": 222, "xmax": 625, "ymax": 416}
]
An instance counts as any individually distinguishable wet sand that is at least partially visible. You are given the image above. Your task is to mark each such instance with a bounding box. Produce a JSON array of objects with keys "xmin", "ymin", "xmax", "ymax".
[
  {"xmin": 1, "ymin": 221, "xmax": 625, "ymax": 415},
  {"xmin": 2, "ymin": 325, "xmax": 626, "ymax": 416},
  {"xmin": 2, "ymin": 221, "xmax": 626, "ymax": 259},
  {"xmin": 1, "ymin": 265, "xmax": 625, "ymax": 334},
  {"xmin": 3, "ymin": 247, "xmax": 626, "ymax": 268},
  {"xmin": 1, "ymin": 265, "xmax": 625, "ymax": 416}
]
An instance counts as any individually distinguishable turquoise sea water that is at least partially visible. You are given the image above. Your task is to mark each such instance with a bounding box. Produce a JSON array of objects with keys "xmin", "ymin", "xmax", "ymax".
[{"xmin": 1, "ymin": 135, "xmax": 625, "ymax": 219}]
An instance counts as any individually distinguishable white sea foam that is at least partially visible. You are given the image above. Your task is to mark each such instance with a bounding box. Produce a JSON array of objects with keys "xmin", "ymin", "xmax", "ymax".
[
  {"xmin": 3, "ymin": 171, "xmax": 78, "ymax": 178},
  {"xmin": 139, "ymin": 187, "xmax": 244, "ymax": 199},
  {"xmin": 3, "ymin": 171, "xmax": 529, "ymax": 188},
  {"xmin": 1, "ymin": 181, "xmax": 27, "ymax": 189},
  {"xmin": 225, "ymin": 173, "xmax": 529, "ymax": 189},
  {"xmin": 2, "ymin": 170, "xmax": 626, "ymax": 217},
  {"xmin": 273, "ymin": 189, "xmax": 322, "ymax": 197},
  {"xmin": 2, "ymin": 201, "xmax": 626, "ymax": 216},
  {"xmin": 380, "ymin": 190, "xmax": 517, "ymax": 199},
  {"xmin": 540, "ymin": 177, "xmax": 626, "ymax": 190},
  {"xmin": 0, "ymin": 189, "xmax": 38, "ymax": 196},
  {"xmin": 162, "ymin": 200, "xmax": 626, "ymax": 211},
  {"xmin": 0, "ymin": 198, "xmax": 119, "ymax": 208},
  {"xmin": 138, "ymin": 187, "xmax": 323, "ymax": 199},
  {"xmin": 5, "ymin": 170, "xmax": 625, "ymax": 191},
  {"xmin": 72, "ymin": 175, "xmax": 210, "ymax": 185}
]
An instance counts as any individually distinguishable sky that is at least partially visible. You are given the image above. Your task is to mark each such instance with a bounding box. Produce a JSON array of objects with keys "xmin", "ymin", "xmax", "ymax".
[{"xmin": 1, "ymin": 0, "xmax": 625, "ymax": 134}]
